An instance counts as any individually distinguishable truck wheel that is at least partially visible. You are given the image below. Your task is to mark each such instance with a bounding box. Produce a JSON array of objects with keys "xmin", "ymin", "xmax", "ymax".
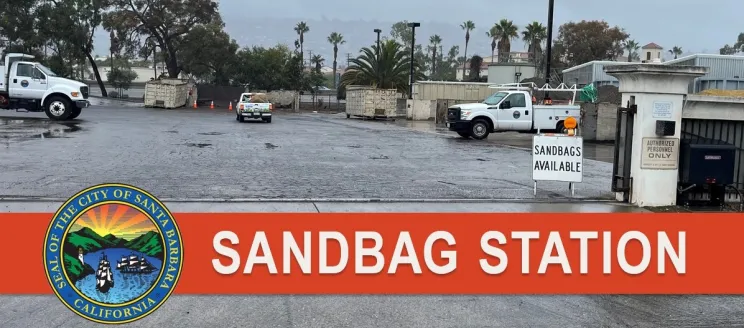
[
  {"xmin": 44, "ymin": 96, "xmax": 73, "ymax": 120},
  {"xmin": 238, "ymin": 115, "xmax": 245, "ymax": 123},
  {"xmin": 470, "ymin": 119, "xmax": 490, "ymax": 140},
  {"xmin": 264, "ymin": 117, "xmax": 272, "ymax": 123},
  {"xmin": 457, "ymin": 132, "xmax": 471, "ymax": 139},
  {"xmin": 68, "ymin": 107, "xmax": 82, "ymax": 120},
  {"xmin": 556, "ymin": 121, "xmax": 565, "ymax": 133},
  {"xmin": 0, "ymin": 94, "xmax": 9, "ymax": 109}
]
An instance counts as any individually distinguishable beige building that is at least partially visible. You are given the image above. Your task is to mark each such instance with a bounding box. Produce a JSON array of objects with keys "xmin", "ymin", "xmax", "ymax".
[{"xmin": 642, "ymin": 43, "xmax": 664, "ymax": 63}]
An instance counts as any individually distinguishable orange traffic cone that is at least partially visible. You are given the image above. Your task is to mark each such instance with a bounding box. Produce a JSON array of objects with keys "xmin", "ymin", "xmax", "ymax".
[
  {"xmin": 193, "ymin": 100, "xmax": 197, "ymax": 109},
  {"xmin": 228, "ymin": 102, "xmax": 233, "ymax": 111},
  {"xmin": 210, "ymin": 101, "xmax": 215, "ymax": 110}
]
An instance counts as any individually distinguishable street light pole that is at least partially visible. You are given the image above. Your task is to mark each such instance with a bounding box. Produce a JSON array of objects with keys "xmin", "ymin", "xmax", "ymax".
[
  {"xmin": 544, "ymin": 0, "xmax": 555, "ymax": 101},
  {"xmin": 374, "ymin": 29, "xmax": 382, "ymax": 59},
  {"xmin": 407, "ymin": 22, "xmax": 420, "ymax": 100}
]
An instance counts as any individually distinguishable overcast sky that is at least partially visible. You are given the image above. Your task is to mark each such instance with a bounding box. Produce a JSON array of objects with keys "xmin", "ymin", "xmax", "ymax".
[{"xmin": 221, "ymin": 0, "xmax": 742, "ymax": 54}]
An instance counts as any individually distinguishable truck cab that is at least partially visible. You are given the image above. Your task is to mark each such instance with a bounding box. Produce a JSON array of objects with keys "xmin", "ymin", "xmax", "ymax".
[
  {"xmin": 445, "ymin": 83, "xmax": 582, "ymax": 140},
  {"xmin": 0, "ymin": 53, "xmax": 90, "ymax": 120}
]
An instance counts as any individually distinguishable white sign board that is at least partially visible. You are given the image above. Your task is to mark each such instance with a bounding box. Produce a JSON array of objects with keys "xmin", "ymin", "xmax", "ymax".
[
  {"xmin": 641, "ymin": 137, "xmax": 679, "ymax": 169},
  {"xmin": 652, "ymin": 101, "xmax": 673, "ymax": 119},
  {"xmin": 532, "ymin": 135, "xmax": 584, "ymax": 183}
]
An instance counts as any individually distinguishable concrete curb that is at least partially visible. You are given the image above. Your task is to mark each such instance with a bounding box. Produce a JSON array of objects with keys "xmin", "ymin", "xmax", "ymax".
[{"xmin": 0, "ymin": 197, "xmax": 618, "ymax": 203}]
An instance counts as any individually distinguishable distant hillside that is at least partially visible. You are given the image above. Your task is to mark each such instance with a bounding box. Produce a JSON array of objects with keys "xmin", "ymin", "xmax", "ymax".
[{"xmin": 64, "ymin": 227, "xmax": 163, "ymax": 258}]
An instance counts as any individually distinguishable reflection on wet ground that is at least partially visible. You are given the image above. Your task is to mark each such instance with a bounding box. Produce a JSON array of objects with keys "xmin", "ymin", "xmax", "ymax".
[
  {"xmin": 0, "ymin": 117, "xmax": 83, "ymax": 142},
  {"xmin": 389, "ymin": 119, "xmax": 615, "ymax": 163}
]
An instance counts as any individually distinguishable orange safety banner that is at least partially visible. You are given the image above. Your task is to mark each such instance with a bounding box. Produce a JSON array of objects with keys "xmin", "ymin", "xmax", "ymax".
[{"xmin": 2, "ymin": 213, "xmax": 741, "ymax": 294}]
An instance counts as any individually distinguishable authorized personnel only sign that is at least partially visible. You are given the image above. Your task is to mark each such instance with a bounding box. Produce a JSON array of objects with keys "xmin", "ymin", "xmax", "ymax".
[{"xmin": 532, "ymin": 135, "xmax": 584, "ymax": 183}]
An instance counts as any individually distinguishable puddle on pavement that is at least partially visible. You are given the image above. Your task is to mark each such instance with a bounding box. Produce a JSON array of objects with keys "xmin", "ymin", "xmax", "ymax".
[
  {"xmin": 264, "ymin": 143, "xmax": 278, "ymax": 149},
  {"xmin": 184, "ymin": 143, "xmax": 212, "ymax": 148},
  {"xmin": 0, "ymin": 117, "xmax": 82, "ymax": 141},
  {"xmin": 198, "ymin": 132, "xmax": 224, "ymax": 136},
  {"xmin": 369, "ymin": 155, "xmax": 390, "ymax": 160},
  {"xmin": 164, "ymin": 130, "xmax": 179, "ymax": 134}
]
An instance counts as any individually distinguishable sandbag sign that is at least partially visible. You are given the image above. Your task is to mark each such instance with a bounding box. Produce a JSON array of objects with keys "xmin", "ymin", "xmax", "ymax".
[{"xmin": 532, "ymin": 135, "xmax": 584, "ymax": 187}]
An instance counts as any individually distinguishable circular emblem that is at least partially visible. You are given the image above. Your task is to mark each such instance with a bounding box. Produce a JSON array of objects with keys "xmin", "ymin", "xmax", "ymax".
[
  {"xmin": 21, "ymin": 80, "xmax": 29, "ymax": 88},
  {"xmin": 43, "ymin": 184, "xmax": 183, "ymax": 324},
  {"xmin": 513, "ymin": 110, "xmax": 521, "ymax": 119}
]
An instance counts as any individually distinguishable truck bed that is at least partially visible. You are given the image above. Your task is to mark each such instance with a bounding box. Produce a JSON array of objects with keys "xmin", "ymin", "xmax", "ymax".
[{"xmin": 533, "ymin": 105, "xmax": 581, "ymax": 131}]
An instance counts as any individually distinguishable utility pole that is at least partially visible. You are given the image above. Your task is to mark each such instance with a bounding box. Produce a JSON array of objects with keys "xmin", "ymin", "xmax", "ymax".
[
  {"xmin": 407, "ymin": 22, "xmax": 421, "ymax": 100},
  {"xmin": 544, "ymin": 0, "xmax": 555, "ymax": 101},
  {"xmin": 346, "ymin": 53, "xmax": 351, "ymax": 67},
  {"xmin": 308, "ymin": 50, "xmax": 313, "ymax": 70}
]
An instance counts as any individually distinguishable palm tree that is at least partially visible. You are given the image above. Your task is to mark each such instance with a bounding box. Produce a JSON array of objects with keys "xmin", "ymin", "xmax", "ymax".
[
  {"xmin": 486, "ymin": 26, "xmax": 498, "ymax": 63},
  {"xmin": 623, "ymin": 40, "xmax": 640, "ymax": 62},
  {"xmin": 521, "ymin": 21, "xmax": 547, "ymax": 66},
  {"xmin": 494, "ymin": 19, "xmax": 518, "ymax": 63},
  {"xmin": 310, "ymin": 54, "xmax": 324, "ymax": 73},
  {"xmin": 339, "ymin": 39, "xmax": 425, "ymax": 96},
  {"xmin": 429, "ymin": 34, "xmax": 442, "ymax": 75},
  {"xmin": 460, "ymin": 20, "xmax": 475, "ymax": 80},
  {"xmin": 327, "ymin": 32, "xmax": 345, "ymax": 88},
  {"xmin": 294, "ymin": 22, "xmax": 310, "ymax": 64},
  {"xmin": 668, "ymin": 46, "xmax": 683, "ymax": 59}
]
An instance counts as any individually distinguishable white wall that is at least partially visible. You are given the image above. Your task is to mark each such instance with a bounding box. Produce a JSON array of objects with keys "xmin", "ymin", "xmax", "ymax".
[{"xmin": 487, "ymin": 64, "xmax": 536, "ymax": 85}]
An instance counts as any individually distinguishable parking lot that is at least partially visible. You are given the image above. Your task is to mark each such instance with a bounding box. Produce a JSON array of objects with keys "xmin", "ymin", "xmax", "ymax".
[
  {"xmin": 0, "ymin": 102, "xmax": 614, "ymax": 201},
  {"xmin": 3, "ymin": 102, "xmax": 743, "ymax": 327}
]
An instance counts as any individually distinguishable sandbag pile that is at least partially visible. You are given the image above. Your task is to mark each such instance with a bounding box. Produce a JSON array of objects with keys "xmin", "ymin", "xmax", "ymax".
[{"xmin": 249, "ymin": 93, "xmax": 269, "ymax": 103}]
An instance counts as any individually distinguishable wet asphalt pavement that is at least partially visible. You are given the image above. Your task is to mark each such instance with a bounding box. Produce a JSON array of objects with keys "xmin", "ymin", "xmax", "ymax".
[
  {"xmin": 0, "ymin": 102, "xmax": 613, "ymax": 200},
  {"xmin": 3, "ymin": 101, "xmax": 743, "ymax": 327}
]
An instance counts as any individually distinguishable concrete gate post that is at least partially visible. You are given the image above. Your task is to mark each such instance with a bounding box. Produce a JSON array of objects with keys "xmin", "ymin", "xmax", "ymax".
[{"xmin": 604, "ymin": 64, "xmax": 708, "ymax": 207}]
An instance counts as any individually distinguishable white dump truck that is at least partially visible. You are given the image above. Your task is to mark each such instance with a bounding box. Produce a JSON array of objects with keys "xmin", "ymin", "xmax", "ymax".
[
  {"xmin": 446, "ymin": 83, "xmax": 582, "ymax": 140},
  {"xmin": 235, "ymin": 93, "xmax": 273, "ymax": 123},
  {"xmin": 0, "ymin": 53, "xmax": 90, "ymax": 120}
]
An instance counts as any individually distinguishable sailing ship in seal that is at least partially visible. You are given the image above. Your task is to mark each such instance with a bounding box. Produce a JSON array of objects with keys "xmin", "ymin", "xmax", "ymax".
[
  {"xmin": 117, "ymin": 253, "xmax": 157, "ymax": 274},
  {"xmin": 95, "ymin": 253, "xmax": 115, "ymax": 293}
]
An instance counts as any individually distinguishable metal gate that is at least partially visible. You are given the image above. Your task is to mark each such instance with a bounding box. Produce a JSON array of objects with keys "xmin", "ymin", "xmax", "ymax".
[{"xmin": 611, "ymin": 97, "xmax": 637, "ymax": 203}]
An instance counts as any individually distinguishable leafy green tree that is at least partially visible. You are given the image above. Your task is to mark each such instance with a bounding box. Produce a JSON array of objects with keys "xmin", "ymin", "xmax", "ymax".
[
  {"xmin": 0, "ymin": 0, "xmax": 42, "ymax": 55},
  {"xmin": 555, "ymin": 20, "xmax": 629, "ymax": 67},
  {"xmin": 494, "ymin": 19, "xmax": 519, "ymax": 62},
  {"xmin": 294, "ymin": 22, "xmax": 310, "ymax": 64},
  {"xmin": 735, "ymin": 33, "xmax": 744, "ymax": 52},
  {"xmin": 107, "ymin": 68, "xmax": 137, "ymax": 94},
  {"xmin": 105, "ymin": 0, "xmax": 221, "ymax": 78},
  {"xmin": 327, "ymin": 32, "xmax": 345, "ymax": 88},
  {"xmin": 340, "ymin": 40, "xmax": 425, "ymax": 96},
  {"xmin": 623, "ymin": 40, "xmax": 640, "ymax": 62},
  {"xmin": 390, "ymin": 21, "xmax": 413, "ymax": 49},
  {"xmin": 460, "ymin": 20, "xmax": 475, "ymax": 80},
  {"xmin": 468, "ymin": 55, "xmax": 484, "ymax": 81},
  {"xmin": 720, "ymin": 44, "xmax": 737, "ymax": 55},
  {"xmin": 179, "ymin": 23, "xmax": 239, "ymax": 84},
  {"xmin": 232, "ymin": 44, "xmax": 300, "ymax": 91}
]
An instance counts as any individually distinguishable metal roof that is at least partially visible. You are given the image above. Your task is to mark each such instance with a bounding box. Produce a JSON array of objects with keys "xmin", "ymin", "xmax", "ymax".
[
  {"xmin": 561, "ymin": 61, "xmax": 636, "ymax": 74},
  {"xmin": 662, "ymin": 53, "xmax": 744, "ymax": 65}
]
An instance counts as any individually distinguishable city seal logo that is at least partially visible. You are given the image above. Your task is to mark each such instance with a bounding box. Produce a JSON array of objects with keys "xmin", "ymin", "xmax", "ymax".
[
  {"xmin": 20, "ymin": 80, "xmax": 29, "ymax": 88},
  {"xmin": 43, "ymin": 183, "xmax": 183, "ymax": 324}
]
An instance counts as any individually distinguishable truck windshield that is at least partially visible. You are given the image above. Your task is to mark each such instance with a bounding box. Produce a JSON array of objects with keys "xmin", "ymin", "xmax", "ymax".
[
  {"xmin": 36, "ymin": 64, "xmax": 57, "ymax": 77},
  {"xmin": 483, "ymin": 92, "xmax": 508, "ymax": 105}
]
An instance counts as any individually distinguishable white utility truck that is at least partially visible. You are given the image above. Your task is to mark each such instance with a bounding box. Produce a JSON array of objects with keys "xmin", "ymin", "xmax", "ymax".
[
  {"xmin": 235, "ymin": 93, "xmax": 273, "ymax": 123},
  {"xmin": 446, "ymin": 83, "xmax": 581, "ymax": 140},
  {"xmin": 0, "ymin": 53, "xmax": 90, "ymax": 120}
]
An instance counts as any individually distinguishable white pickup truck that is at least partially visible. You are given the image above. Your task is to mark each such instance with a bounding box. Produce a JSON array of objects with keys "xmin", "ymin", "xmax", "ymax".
[
  {"xmin": 446, "ymin": 83, "xmax": 582, "ymax": 140},
  {"xmin": 235, "ymin": 93, "xmax": 273, "ymax": 123},
  {"xmin": 0, "ymin": 53, "xmax": 90, "ymax": 120}
]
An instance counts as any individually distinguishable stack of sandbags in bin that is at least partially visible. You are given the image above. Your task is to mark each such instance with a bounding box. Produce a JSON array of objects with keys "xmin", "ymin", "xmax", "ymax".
[{"xmin": 249, "ymin": 93, "xmax": 269, "ymax": 103}]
